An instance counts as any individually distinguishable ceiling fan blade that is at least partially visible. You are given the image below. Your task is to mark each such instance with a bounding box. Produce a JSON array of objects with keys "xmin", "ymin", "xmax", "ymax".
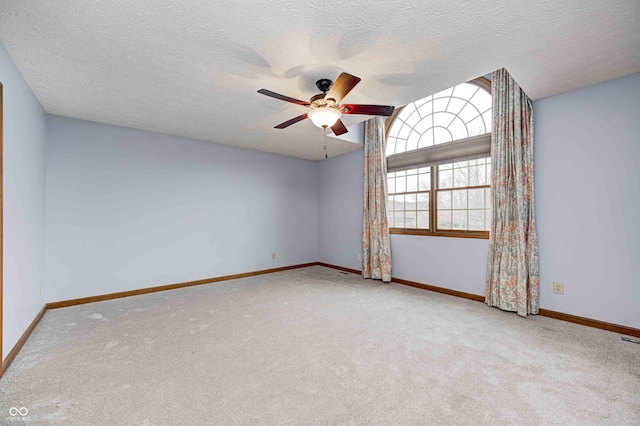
[
  {"xmin": 258, "ymin": 89, "xmax": 309, "ymax": 106},
  {"xmin": 343, "ymin": 104, "xmax": 395, "ymax": 116},
  {"xmin": 331, "ymin": 119, "xmax": 348, "ymax": 136},
  {"xmin": 274, "ymin": 113, "xmax": 308, "ymax": 129},
  {"xmin": 327, "ymin": 73, "xmax": 361, "ymax": 102}
]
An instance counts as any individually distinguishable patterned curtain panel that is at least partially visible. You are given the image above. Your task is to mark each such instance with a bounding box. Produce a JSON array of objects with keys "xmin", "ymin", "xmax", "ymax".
[
  {"xmin": 486, "ymin": 68, "xmax": 540, "ymax": 317},
  {"xmin": 362, "ymin": 116, "xmax": 392, "ymax": 282}
]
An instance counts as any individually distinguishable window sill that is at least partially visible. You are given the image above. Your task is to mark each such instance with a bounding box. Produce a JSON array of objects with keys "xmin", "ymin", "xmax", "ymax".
[{"xmin": 389, "ymin": 228, "xmax": 489, "ymax": 240}]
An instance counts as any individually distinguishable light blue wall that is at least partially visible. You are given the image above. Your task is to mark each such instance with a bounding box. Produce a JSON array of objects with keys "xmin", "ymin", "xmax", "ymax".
[
  {"xmin": 534, "ymin": 72, "xmax": 640, "ymax": 328},
  {"xmin": 0, "ymin": 43, "xmax": 48, "ymax": 361},
  {"xmin": 46, "ymin": 116, "xmax": 319, "ymax": 302},
  {"xmin": 318, "ymin": 149, "xmax": 364, "ymax": 270},
  {"xmin": 390, "ymin": 235, "xmax": 488, "ymax": 295},
  {"xmin": 319, "ymin": 71, "xmax": 640, "ymax": 328}
]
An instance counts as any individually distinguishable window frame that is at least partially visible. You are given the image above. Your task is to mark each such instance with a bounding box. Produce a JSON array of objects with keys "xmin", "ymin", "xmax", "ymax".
[{"xmin": 385, "ymin": 77, "xmax": 491, "ymax": 240}]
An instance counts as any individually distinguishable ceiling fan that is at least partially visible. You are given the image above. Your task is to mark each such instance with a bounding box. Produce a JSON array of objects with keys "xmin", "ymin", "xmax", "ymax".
[{"xmin": 258, "ymin": 72, "xmax": 395, "ymax": 136}]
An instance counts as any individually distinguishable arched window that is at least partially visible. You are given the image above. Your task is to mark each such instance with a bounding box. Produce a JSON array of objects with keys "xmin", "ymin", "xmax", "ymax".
[
  {"xmin": 387, "ymin": 81, "xmax": 491, "ymax": 155},
  {"xmin": 386, "ymin": 78, "xmax": 492, "ymax": 237}
]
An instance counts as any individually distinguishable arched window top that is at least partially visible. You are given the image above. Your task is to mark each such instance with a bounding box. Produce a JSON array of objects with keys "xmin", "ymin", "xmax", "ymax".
[{"xmin": 386, "ymin": 80, "xmax": 491, "ymax": 156}]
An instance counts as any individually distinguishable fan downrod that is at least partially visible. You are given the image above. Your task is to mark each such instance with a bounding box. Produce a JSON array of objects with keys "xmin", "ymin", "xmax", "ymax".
[{"xmin": 315, "ymin": 78, "xmax": 333, "ymax": 93}]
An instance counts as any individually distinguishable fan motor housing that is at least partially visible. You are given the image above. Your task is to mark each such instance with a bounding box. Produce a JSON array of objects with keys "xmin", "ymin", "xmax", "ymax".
[
  {"xmin": 310, "ymin": 93, "xmax": 326, "ymax": 104},
  {"xmin": 310, "ymin": 94, "xmax": 339, "ymax": 110}
]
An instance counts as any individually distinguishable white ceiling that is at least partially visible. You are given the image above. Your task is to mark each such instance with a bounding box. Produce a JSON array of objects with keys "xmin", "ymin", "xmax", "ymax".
[{"xmin": 1, "ymin": 1, "xmax": 639, "ymax": 160}]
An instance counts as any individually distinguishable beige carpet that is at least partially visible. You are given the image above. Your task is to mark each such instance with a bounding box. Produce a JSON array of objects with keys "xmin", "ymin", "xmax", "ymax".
[{"xmin": 1, "ymin": 266, "xmax": 638, "ymax": 425}]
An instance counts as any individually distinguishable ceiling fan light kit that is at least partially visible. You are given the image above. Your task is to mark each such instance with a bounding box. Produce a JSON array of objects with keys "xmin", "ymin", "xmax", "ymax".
[
  {"xmin": 307, "ymin": 107, "xmax": 342, "ymax": 128},
  {"xmin": 258, "ymin": 72, "xmax": 395, "ymax": 137}
]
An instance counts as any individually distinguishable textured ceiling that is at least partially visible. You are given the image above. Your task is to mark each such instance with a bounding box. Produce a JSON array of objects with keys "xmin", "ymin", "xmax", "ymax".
[{"xmin": 1, "ymin": 1, "xmax": 639, "ymax": 160}]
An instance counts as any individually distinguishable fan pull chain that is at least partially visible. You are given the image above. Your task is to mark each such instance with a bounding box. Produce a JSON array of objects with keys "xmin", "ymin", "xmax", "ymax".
[{"xmin": 323, "ymin": 127, "xmax": 328, "ymax": 159}]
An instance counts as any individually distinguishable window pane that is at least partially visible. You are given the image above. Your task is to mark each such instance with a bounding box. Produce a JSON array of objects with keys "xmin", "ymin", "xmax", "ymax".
[
  {"xmin": 471, "ymin": 89, "xmax": 491, "ymax": 113},
  {"xmin": 394, "ymin": 194, "xmax": 405, "ymax": 210},
  {"xmin": 469, "ymin": 210, "xmax": 485, "ymax": 231},
  {"xmin": 404, "ymin": 110, "xmax": 421, "ymax": 127},
  {"xmin": 459, "ymin": 102, "xmax": 480, "ymax": 123},
  {"xmin": 452, "ymin": 190, "xmax": 467, "ymax": 209},
  {"xmin": 438, "ymin": 191, "xmax": 451, "ymax": 209},
  {"xmin": 439, "ymin": 162, "xmax": 453, "ymax": 170},
  {"xmin": 446, "ymin": 97, "xmax": 466, "ymax": 115},
  {"xmin": 405, "ymin": 211, "xmax": 417, "ymax": 228},
  {"xmin": 452, "ymin": 210, "xmax": 468, "ymax": 230},
  {"xmin": 394, "ymin": 212, "xmax": 405, "ymax": 228},
  {"xmin": 417, "ymin": 211, "xmax": 429, "ymax": 229},
  {"xmin": 414, "ymin": 95, "xmax": 431, "ymax": 109},
  {"xmin": 417, "ymin": 192, "xmax": 429, "ymax": 210},
  {"xmin": 387, "ymin": 195, "xmax": 394, "ymax": 211},
  {"xmin": 396, "ymin": 176, "xmax": 406, "ymax": 193},
  {"xmin": 467, "ymin": 115, "xmax": 486, "ymax": 137},
  {"xmin": 389, "ymin": 123, "xmax": 400, "ymax": 138},
  {"xmin": 485, "ymin": 209, "xmax": 491, "ymax": 230},
  {"xmin": 406, "ymin": 194, "xmax": 417, "ymax": 211},
  {"xmin": 387, "ymin": 138, "xmax": 397, "ymax": 156},
  {"xmin": 414, "ymin": 115, "xmax": 432, "ymax": 135},
  {"xmin": 387, "ymin": 178, "xmax": 396, "ymax": 194},
  {"xmin": 397, "ymin": 123, "xmax": 411, "ymax": 140},
  {"xmin": 468, "ymin": 165, "xmax": 486, "ymax": 186},
  {"xmin": 483, "ymin": 110, "xmax": 492, "ymax": 133},
  {"xmin": 448, "ymin": 116, "xmax": 468, "ymax": 140},
  {"xmin": 418, "ymin": 128, "xmax": 434, "ymax": 147},
  {"xmin": 407, "ymin": 130, "xmax": 420, "ymax": 152},
  {"xmin": 399, "ymin": 102, "xmax": 416, "ymax": 119},
  {"xmin": 438, "ymin": 210, "xmax": 452, "ymax": 229},
  {"xmin": 418, "ymin": 173, "xmax": 430, "ymax": 190},
  {"xmin": 433, "ymin": 97, "xmax": 449, "ymax": 114},
  {"xmin": 433, "ymin": 127, "xmax": 453, "ymax": 145},
  {"xmin": 395, "ymin": 139, "xmax": 407, "ymax": 153},
  {"xmin": 453, "ymin": 168, "xmax": 469, "ymax": 188},
  {"xmin": 439, "ymin": 169, "xmax": 453, "ymax": 189},
  {"xmin": 406, "ymin": 173, "xmax": 418, "ymax": 192},
  {"xmin": 468, "ymin": 188, "xmax": 485, "ymax": 209},
  {"xmin": 417, "ymin": 100, "xmax": 433, "ymax": 118}
]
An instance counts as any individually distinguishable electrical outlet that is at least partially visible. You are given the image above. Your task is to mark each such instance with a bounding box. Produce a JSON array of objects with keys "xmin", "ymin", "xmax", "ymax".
[
  {"xmin": 357, "ymin": 253, "xmax": 362, "ymax": 261},
  {"xmin": 271, "ymin": 252, "xmax": 276, "ymax": 260},
  {"xmin": 38, "ymin": 283, "xmax": 42, "ymax": 296},
  {"xmin": 553, "ymin": 282, "xmax": 564, "ymax": 295}
]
